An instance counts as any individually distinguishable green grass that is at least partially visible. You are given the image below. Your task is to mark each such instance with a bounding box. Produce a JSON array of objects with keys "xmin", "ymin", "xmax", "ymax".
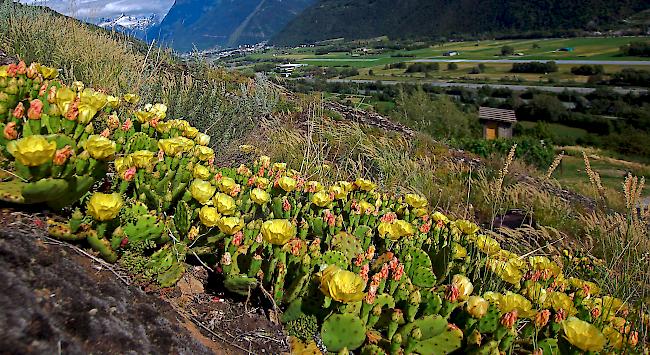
[{"xmin": 518, "ymin": 122, "xmax": 589, "ymax": 141}]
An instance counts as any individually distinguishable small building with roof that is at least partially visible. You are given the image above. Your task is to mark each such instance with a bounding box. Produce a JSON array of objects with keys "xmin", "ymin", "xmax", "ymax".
[{"xmin": 478, "ymin": 106, "xmax": 517, "ymax": 140}]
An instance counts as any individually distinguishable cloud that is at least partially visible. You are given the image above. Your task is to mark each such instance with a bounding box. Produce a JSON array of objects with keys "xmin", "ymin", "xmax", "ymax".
[{"xmin": 19, "ymin": 0, "xmax": 174, "ymax": 21}]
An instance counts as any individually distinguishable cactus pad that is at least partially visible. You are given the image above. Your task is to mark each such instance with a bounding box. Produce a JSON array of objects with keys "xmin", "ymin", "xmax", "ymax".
[
  {"xmin": 224, "ymin": 274, "xmax": 258, "ymax": 296},
  {"xmin": 123, "ymin": 214, "xmax": 163, "ymax": 244},
  {"xmin": 0, "ymin": 180, "xmax": 25, "ymax": 203},
  {"xmin": 477, "ymin": 306, "xmax": 500, "ymax": 333},
  {"xmin": 412, "ymin": 325, "xmax": 463, "ymax": 354},
  {"xmin": 360, "ymin": 345, "xmax": 387, "ymax": 355},
  {"xmin": 374, "ymin": 294, "xmax": 395, "ymax": 309},
  {"xmin": 321, "ymin": 313, "xmax": 366, "ymax": 352},
  {"xmin": 537, "ymin": 338, "xmax": 559, "ymax": 355},
  {"xmin": 397, "ymin": 315, "xmax": 447, "ymax": 345},
  {"xmin": 331, "ymin": 232, "xmax": 363, "ymax": 261},
  {"xmin": 286, "ymin": 314, "xmax": 319, "ymax": 340},
  {"xmin": 22, "ymin": 178, "xmax": 69, "ymax": 203},
  {"xmin": 405, "ymin": 247, "xmax": 432, "ymax": 271},
  {"xmin": 320, "ymin": 250, "xmax": 349, "ymax": 269},
  {"xmin": 411, "ymin": 266, "xmax": 437, "ymax": 288}
]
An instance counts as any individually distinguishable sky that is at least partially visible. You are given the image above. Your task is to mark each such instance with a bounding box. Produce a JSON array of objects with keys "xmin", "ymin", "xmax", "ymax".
[{"xmin": 19, "ymin": 0, "xmax": 174, "ymax": 22}]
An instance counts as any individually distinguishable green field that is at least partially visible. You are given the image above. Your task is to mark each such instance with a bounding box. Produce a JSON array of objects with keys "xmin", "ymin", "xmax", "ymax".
[
  {"xmin": 237, "ymin": 37, "xmax": 650, "ymax": 85},
  {"xmin": 245, "ymin": 37, "xmax": 650, "ymax": 68}
]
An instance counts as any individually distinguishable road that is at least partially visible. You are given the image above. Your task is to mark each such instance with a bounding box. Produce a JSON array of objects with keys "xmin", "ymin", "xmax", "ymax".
[
  {"xmin": 325, "ymin": 79, "xmax": 648, "ymax": 95},
  {"xmin": 411, "ymin": 59, "xmax": 650, "ymax": 65}
]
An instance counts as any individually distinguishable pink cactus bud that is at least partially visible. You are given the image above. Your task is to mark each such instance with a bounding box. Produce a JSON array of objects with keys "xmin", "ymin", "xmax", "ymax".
[
  {"xmin": 445, "ymin": 284, "xmax": 460, "ymax": 302},
  {"xmin": 13, "ymin": 102, "xmax": 25, "ymax": 119},
  {"xmin": 3, "ymin": 122, "xmax": 18, "ymax": 140},
  {"xmin": 500, "ymin": 310, "xmax": 518, "ymax": 328}
]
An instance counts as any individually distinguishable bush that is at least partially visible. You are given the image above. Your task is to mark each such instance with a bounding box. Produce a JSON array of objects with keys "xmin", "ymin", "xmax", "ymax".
[
  {"xmin": 620, "ymin": 41, "xmax": 650, "ymax": 57},
  {"xmin": 511, "ymin": 61, "xmax": 557, "ymax": 73},
  {"xmin": 405, "ymin": 63, "xmax": 439, "ymax": 73},
  {"xmin": 500, "ymin": 45, "xmax": 514, "ymax": 56},
  {"xmin": 457, "ymin": 136, "xmax": 554, "ymax": 167},
  {"xmin": 447, "ymin": 62, "xmax": 458, "ymax": 70},
  {"xmin": 571, "ymin": 65, "xmax": 604, "ymax": 76},
  {"xmin": 610, "ymin": 68, "xmax": 650, "ymax": 87}
]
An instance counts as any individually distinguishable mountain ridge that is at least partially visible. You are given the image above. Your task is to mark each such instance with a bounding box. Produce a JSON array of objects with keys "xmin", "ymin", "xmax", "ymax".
[
  {"xmin": 272, "ymin": 0, "xmax": 650, "ymax": 45},
  {"xmin": 149, "ymin": 0, "xmax": 316, "ymax": 52}
]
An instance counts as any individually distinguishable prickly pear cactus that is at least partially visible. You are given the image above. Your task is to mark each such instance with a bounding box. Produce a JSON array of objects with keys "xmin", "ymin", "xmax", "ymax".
[
  {"xmin": 397, "ymin": 315, "xmax": 448, "ymax": 345},
  {"xmin": 360, "ymin": 345, "xmax": 387, "ymax": 355},
  {"xmin": 286, "ymin": 314, "xmax": 319, "ymax": 340},
  {"xmin": 331, "ymin": 232, "xmax": 363, "ymax": 261},
  {"xmin": 123, "ymin": 214, "xmax": 163, "ymax": 244},
  {"xmin": 321, "ymin": 313, "xmax": 366, "ymax": 352},
  {"xmin": 412, "ymin": 325, "xmax": 463, "ymax": 354},
  {"xmin": 0, "ymin": 180, "xmax": 25, "ymax": 203},
  {"xmin": 537, "ymin": 338, "xmax": 560, "ymax": 355},
  {"xmin": 477, "ymin": 306, "xmax": 500, "ymax": 333},
  {"xmin": 320, "ymin": 250, "xmax": 349, "ymax": 269},
  {"xmin": 411, "ymin": 266, "xmax": 437, "ymax": 288}
]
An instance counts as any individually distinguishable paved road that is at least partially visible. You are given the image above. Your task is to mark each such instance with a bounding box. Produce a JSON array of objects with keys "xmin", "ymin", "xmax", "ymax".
[
  {"xmin": 411, "ymin": 59, "xmax": 650, "ymax": 65},
  {"xmin": 326, "ymin": 79, "xmax": 648, "ymax": 95}
]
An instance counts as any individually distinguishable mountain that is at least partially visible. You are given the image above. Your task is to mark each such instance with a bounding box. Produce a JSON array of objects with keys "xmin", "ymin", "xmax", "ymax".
[
  {"xmin": 148, "ymin": 0, "xmax": 316, "ymax": 52},
  {"xmin": 97, "ymin": 14, "xmax": 159, "ymax": 39},
  {"xmin": 273, "ymin": 0, "xmax": 650, "ymax": 45}
]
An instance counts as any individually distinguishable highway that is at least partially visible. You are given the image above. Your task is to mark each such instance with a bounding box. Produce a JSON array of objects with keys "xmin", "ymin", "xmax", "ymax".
[
  {"xmin": 325, "ymin": 79, "xmax": 648, "ymax": 95},
  {"xmin": 411, "ymin": 59, "xmax": 650, "ymax": 66}
]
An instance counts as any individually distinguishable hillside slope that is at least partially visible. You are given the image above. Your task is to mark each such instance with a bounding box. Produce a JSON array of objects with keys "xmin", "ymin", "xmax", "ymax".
[
  {"xmin": 149, "ymin": 0, "xmax": 315, "ymax": 52},
  {"xmin": 272, "ymin": 0, "xmax": 650, "ymax": 45}
]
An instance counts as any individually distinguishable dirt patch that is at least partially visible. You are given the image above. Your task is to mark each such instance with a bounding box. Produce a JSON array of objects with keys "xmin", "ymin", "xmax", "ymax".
[{"xmin": 0, "ymin": 209, "xmax": 288, "ymax": 355}]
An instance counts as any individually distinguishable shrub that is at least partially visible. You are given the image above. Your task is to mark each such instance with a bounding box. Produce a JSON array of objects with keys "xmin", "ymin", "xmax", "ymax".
[
  {"xmin": 447, "ymin": 63, "xmax": 458, "ymax": 70},
  {"xmin": 571, "ymin": 65, "xmax": 604, "ymax": 76},
  {"xmin": 511, "ymin": 61, "xmax": 558, "ymax": 73}
]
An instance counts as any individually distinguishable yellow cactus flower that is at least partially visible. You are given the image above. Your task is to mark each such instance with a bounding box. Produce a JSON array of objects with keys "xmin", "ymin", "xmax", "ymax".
[
  {"xmin": 78, "ymin": 89, "xmax": 107, "ymax": 124},
  {"xmin": 38, "ymin": 65, "xmax": 59, "ymax": 79},
  {"xmin": 489, "ymin": 259, "xmax": 523, "ymax": 285},
  {"xmin": 7, "ymin": 135, "xmax": 56, "ymax": 166},
  {"xmin": 529, "ymin": 256, "xmax": 561, "ymax": 277},
  {"xmin": 305, "ymin": 181, "xmax": 324, "ymax": 192},
  {"xmin": 498, "ymin": 292, "xmax": 534, "ymax": 318},
  {"xmin": 546, "ymin": 292, "xmax": 576, "ymax": 315},
  {"xmin": 106, "ymin": 95, "xmax": 120, "ymax": 109},
  {"xmin": 155, "ymin": 121, "xmax": 171, "ymax": 134},
  {"xmin": 319, "ymin": 265, "xmax": 366, "ymax": 303},
  {"xmin": 394, "ymin": 220, "xmax": 415, "ymax": 237},
  {"xmin": 192, "ymin": 164, "xmax": 212, "ymax": 180},
  {"xmin": 129, "ymin": 150, "xmax": 154, "ymax": 168},
  {"xmin": 278, "ymin": 176, "xmax": 297, "ymax": 192},
  {"xmin": 199, "ymin": 206, "xmax": 221, "ymax": 227},
  {"xmin": 194, "ymin": 145, "xmax": 214, "ymax": 161},
  {"xmin": 158, "ymin": 137, "xmax": 194, "ymax": 156},
  {"xmin": 219, "ymin": 177, "xmax": 237, "ymax": 194},
  {"xmin": 217, "ymin": 216, "xmax": 244, "ymax": 235},
  {"xmin": 523, "ymin": 283, "xmax": 548, "ymax": 306},
  {"xmin": 273, "ymin": 162, "xmax": 287, "ymax": 171},
  {"xmin": 86, "ymin": 192, "xmax": 123, "ymax": 221},
  {"xmin": 84, "ymin": 135, "xmax": 116, "ymax": 160},
  {"xmin": 451, "ymin": 242, "xmax": 467, "ymax": 259},
  {"xmin": 328, "ymin": 185, "xmax": 347, "ymax": 200},
  {"xmin": 358, "ymin": 200, "xmax": 375, "ymax": 214},
  {"xmin": 475, "ymin": 235, "xmax": 501, "ymax": 256},
  {"xmin": 114, "ymin": 156, "xmax": 133, "ymax": 176},
  {"xmin": 432, "ymin": 211, "xmax": 449, "ymax": 223},
  {"xmin": 55, "ymin": 86, "xmax": 76, "ymax": 116},
  {"xmin": 169, "ymin": 119, "xmax": 190, "ymax": 130},
  {"xmin": 405, "ymin": 193, "xmax": 428, "ymax": 208},
  {"xmin": 452, "ymin": 274, "xmax": 474, "ymax": 301},
  {"xmin": 467, "ymin": 296, "xmax": 489, "ymax": 318},
  {"xmin": 250, "ymin": 188, "xmax": 271, "ymax": 204},
  {"xmin": 261, "ymin": 219, "xmax": 296, "ymax": 245},
  {"xmin": 354, "ymin": 178, "xmax": 376, "ymax": 191},
  {"xmin": 483, "ymin": 292, "xmax": 502, "ymax": 306},
  {"xmin": 603, "ymin": 326, "xmax": 624, "ymax": 350},
  {"xmin": 190, "ymin": 179, "xmax": 216, "ymax": 205},
  {"xmin": 455, "ymin": 219, "xmax": 479, "ymax": 236},
  {"xmin": 123, "ymin": 93, "xmax": 140, "ymax": 104},
  {"xmin": 148, "ymin": 103, "xmax": 167, "ymax": 119},
  {"xmin": 213, "ymin": 193, "xmax": 236, "ymax": 215},
  {"xmin": 134, "ymin": 110, "xmax": 155, "ymax": 123},
  {"xmin": 562, "ymin": 317, "xmax": 606, "ymax": 352},
  {"xmin": 196, "ymin": 133, "xmax": 210, "ymax": 146},
  {"xmin": 337, "ymin": 181, "xmax": 354, "ymax": 192},
  {"xmin": 311, "ymin": 191, "xmax": 332, "ymax": 207},
  {"xmin": 184, "ymin": 126, "xmax": 199, "ymax": 139},
  {"xmin": 256, "ymin": 177, "xmax": 270, "ymax": 189}
]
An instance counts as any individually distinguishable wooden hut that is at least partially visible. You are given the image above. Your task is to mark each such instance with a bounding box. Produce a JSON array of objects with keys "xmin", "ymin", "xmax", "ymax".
[{"xmin": 479, "ymin": 107, "xmax": 517, "ymax": 140}]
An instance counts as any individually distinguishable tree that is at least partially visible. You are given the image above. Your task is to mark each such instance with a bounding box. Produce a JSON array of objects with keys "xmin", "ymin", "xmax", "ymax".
[
  {"xmin": 447, "ymin": 63, "xmax": 458, "ymax": 70},
  {"xmin": 394, "ymin": 90, "xmax": 480, "ymax": 140},
  {"xmin": 501, "ymin": 45, "xmax": 515, "ymax": 56}
]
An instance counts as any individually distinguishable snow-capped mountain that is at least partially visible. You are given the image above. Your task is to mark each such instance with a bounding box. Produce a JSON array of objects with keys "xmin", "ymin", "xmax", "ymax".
[{"xmin": 97, "ymin": 14, "xmax": 159, "ymax": 37}]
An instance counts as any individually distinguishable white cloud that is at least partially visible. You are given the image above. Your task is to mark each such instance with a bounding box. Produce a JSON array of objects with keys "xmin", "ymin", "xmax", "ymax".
[{"xmin": 19, "ymin": 0, "xmax": 174, "ymax": 21}]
